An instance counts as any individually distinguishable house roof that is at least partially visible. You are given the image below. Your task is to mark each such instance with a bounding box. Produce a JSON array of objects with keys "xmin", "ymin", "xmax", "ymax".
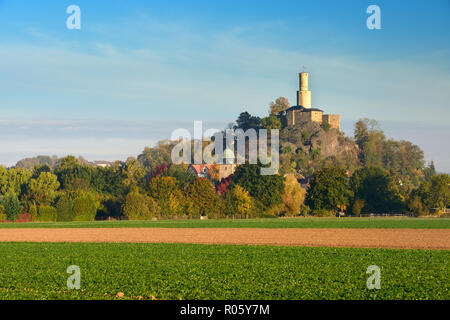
[{"xmin": 189, "ymin": 164, "xmax": 214, "ymax": 175}]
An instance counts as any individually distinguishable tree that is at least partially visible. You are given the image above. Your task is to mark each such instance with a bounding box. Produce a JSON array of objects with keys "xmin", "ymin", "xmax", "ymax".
[
  {"xmin": 1, "ymin": 192, "xmax": 22, "ymax": 222},
  {"xmin": 56, "ymin": 194, "xmax": 74, "ymax": 222},
  {"xmin": 122, "ymin": 191, "xmax": 159, "ymax": 220},
  {"xmin": 231, "ymin": 163, "xmax": 285, "ymax": 208},
  {"xmin": 186, "ymin": 178, "xmax": 217, "ymax": 217},
  {"xmin": 159, "ymin": 165, "xmax": 196, "ymax": 191},
  {"xmin": 234, "ymin": 112, "xmax": 262, "ymax": 131},
  {"xmin": 27, "ymin": 172, "xmax": 60, "ymax": 206},
  {"xmin": 55, "ymin": 156, "xmax": 93, "ymax": 191},
  {"xmin": 37, "ymin": 205, "xmax": 57, "ymax": 222},
  {"xmin": 351, "ymin": 198, "xmax": 365, "ymax": 216},
  {"xmin": 422, "ymin": 174, "xmax": 450, "ymax": 213},
  {"xmin": 270, "ymin": 97, "xmax": 290, "ymax": 115},
  {"xmin": 0, "ymin": 204, "xmax": 5, "ymax": 222},
  {"xmin": 407, "ymin": 195, "xmax": 427, "ymax": 216},
  {"xmin": 261, "ymin": 115, "xmax": 282, "ymax": 130},
  {"xmin": 306, "ymin": 167, "xmax": 352, "ymax": 215},
  {"xmin": 423, "ymin": 161, "xmax": 436, "ymax": 182},
  {"xmin": 282, "ymin": 174, "xmax": 306, "ymax": 216},
  {"xmin": 225, "ymin": 185, "xmax": 253, "ymax": 218},
  {"xmin": 0, "ymin": 168, "xmax": 32, "ymax": 199},
  {"xmin": 73, "ymin": 192, "xmax": 99, "ymax": 221},
  {"xmin": 149, "ymin": 176, "xmax": 184, "ymax": 217},
  {"xmin": 350, "ymin": 166, "xmax": 404, "ymax": 214},
  {"xmin": 137, "ymin": 142, "xmax": 174, "ymax": 171},
  {"xmin": 121, "ymin": 157, "xmax": 146, "ymax": 191}
]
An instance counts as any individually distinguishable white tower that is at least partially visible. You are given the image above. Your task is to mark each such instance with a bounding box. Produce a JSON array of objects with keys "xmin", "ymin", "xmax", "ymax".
[{"xmin": 297, "ymin": 72, "xmax": 311, "ymax": 108}]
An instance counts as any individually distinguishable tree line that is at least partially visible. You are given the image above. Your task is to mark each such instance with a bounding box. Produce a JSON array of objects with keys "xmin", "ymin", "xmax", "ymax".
[{"xmin": 0, "ymin": 110, "xmax": 448, "ymax": 221}]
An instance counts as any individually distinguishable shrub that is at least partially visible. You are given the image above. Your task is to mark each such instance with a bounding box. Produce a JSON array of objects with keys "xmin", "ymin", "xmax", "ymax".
[
  {"xmin": 29, "ymin": 205, "xmax": 38, "ymax": 221},
  {"xmin": 38, "ymin": 205, "xmax": 57, "ymax": 222},
  {"xmin": 56, "ymin": 195, "xmax": 74, "ymax": 222},
  {"xmin": 321, "ymin": 122, "xmax": 331, "ymax": 132},
  {"xmin": 2, "ymin": 192, "xmax": 22, "ymax": 222},
  {"xmin": 0, "ymin": 205, "xmax": 5, "ymax": 222}
]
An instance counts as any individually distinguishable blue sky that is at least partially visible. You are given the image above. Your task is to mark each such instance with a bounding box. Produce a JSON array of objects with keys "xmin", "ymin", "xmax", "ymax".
[{"xmin": 0, "ymin": 0, "xmax": 449, "ymax": 171}]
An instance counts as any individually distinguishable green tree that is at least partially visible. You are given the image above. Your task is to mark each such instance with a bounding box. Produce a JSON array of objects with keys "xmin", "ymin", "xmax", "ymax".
[
  {"xmin": 350, "ymin": 166, "xmax": 404, "ymax": 214},
  {"xmin": 262, "ymin": 115, "xmax": 282, "ymax": 130},
  {"xmin": 234, "ymin": 112, "xmax": 262, "ymax": 131},
  {"xmin": 56, "ymin": 194, "xmax": 74, "ymax": 222},
  {"xmin": 2, "ymin": 192, "xmax": 22, "ymax": 222},
  {"xmin": 306, "ymin": 167, "xmax": 352, "ymax": 215},
  {"xmin": 351, "ymin": 198, "xmax": 365, "ymax": 216},
  {"xmin": 231, "ymin": 163, "xmax": 285, "ymax": 208},
  {"xmin": 55, "ymin": 156, "xmax": 93, "ymax": 191},
  {"xmin": 419, "ymin": 174, "xmax": 450, "ymax": 213},
  {"xmin": 121, "ymin": 157, "xmax": 146, "ymax": 191},
  {"xmin": 27, "ymin": 172, "xmax": 60, "ymax": 205},
  {"xmin": 122, "ymin": 191, "xmax": 159, "ymax": 220},
  {"xmin": 160, "ymin": 165, "xmax": 196, "ymax": 191},
  {"xmin": 0, "ymin": 168, "xmax": 32, "ymax": 199},
  {"xmin": 73, "ymin": 192, "xmax": 99, "ymax": 221},
  {"xmin": 137, "ymin": 142, "xmax": 174, "ymax": 171},
  {"xmin": 423, "ymin": 161, "xmax": 436, "ymax": 182},
  {"xmin": 37, "ymin": 205, "xmax": 57, "ymax": 222},
  {"xmin": 0, "ymin": 204, "xmax": 5, "ymax": 222}
]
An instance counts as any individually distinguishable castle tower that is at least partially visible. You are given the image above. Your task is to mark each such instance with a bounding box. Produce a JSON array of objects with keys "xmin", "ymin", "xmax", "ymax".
[{"xmin": 297, "ymin": 72, "xmax": 311, "ymax": 108}]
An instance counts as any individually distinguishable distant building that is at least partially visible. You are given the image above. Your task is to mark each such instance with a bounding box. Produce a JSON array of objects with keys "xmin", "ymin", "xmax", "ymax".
[
  {"xmin": 89, "ymin": 161, "xmax": 112, "ymax": 168},
  {"xmin": 188, "ymin": 148, "xmax": 238, "ymax": 181},
  {"xmin": 284, "ymin": 72, "xmax": 340, "ymax": 130}
]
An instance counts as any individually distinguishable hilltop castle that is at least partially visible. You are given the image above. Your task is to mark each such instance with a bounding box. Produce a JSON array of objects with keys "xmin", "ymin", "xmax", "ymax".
[{"xmin": 284, "ymin": 72, "xmax": 340, "ymax": 130}]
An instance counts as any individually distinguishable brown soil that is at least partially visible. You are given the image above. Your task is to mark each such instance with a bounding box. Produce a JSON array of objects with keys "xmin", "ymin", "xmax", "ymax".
[{"xmin": 0, "ymin": 228, "xmax": 449, "ymax": 250}]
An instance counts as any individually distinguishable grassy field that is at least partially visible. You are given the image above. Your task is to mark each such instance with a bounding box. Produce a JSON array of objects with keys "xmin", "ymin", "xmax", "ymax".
[
  {"xmin": 0, "ymin": 242, "xmax": 448, "ymax": 300},
  {"xmin": 0, "ymin": 217, "xmax": 449, "ymax": 229}
]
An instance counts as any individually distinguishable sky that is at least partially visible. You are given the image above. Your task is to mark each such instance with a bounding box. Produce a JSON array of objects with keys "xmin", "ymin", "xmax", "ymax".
[{"xmin": 0, "ymin": 0, "xmax": 449, "ymax": 171}]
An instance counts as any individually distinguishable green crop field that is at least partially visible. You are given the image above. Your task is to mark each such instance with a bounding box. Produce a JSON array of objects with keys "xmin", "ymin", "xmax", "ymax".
[
  {"xmin": 0, "ymin": 217, "xmax": 449, "ymax": 229},
  {"xmin": 0, "ymin": 242, "xmax": 448, "ymax": 300}
]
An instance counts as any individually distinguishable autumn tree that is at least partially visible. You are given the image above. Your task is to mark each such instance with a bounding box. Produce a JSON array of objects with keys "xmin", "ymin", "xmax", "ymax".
[
  {"xmin": 149, "ymin": 176, "xmax": 184, "ymax": 217},
  {"xmin": 225, "ymin": 185, "xmax": 253, "ymax": 218},
  {"xmin": 282, "ymin": 174, "xmax": 306, "ymax": 216},
  {"xmin": 270, "ymin": 97, "xmax": 290, "ymax": 115},
  {"xmin": 186, "ymin": 178, "xmax": 217, "ymax": 217}
]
